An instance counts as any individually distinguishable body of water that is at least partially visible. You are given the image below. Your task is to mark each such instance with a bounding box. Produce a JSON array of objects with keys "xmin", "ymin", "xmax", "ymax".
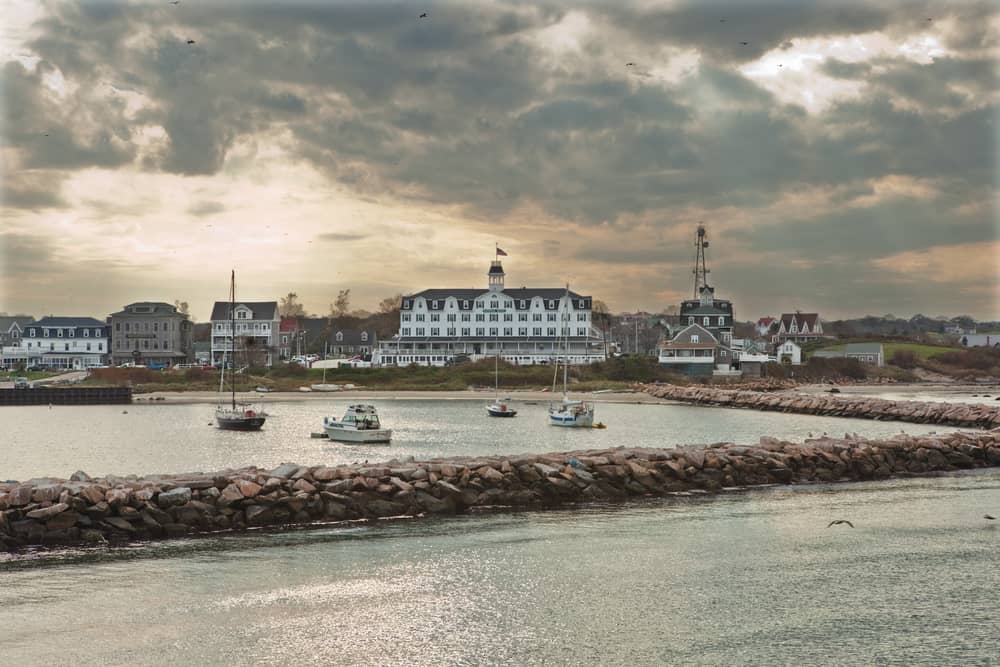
[
  {"xmin": 2, "ymin": 471, "xmax": 997, "ymax": 665},
  {"xmin": 3, "ymin": 399, "xmax": 997, "ymax": 665},
  {"xmin": 1, "ymin": 398, "xmax": 962, "ymax": 480}
]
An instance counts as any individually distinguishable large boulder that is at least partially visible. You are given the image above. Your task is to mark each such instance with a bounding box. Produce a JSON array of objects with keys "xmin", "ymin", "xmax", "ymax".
[
  {"xmin": 157, "ymin": 487, "xmax": 192, "ymax": 508},
  {"xmin": 26, "ymin": 503, "xmax": 69, "ymax": 520}
]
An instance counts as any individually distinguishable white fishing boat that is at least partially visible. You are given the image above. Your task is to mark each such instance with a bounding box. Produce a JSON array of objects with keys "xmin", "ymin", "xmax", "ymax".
[
  {"xmin": 323, "ymin": 404, "xmax": 392, "ymax": 443},
  {"xmin": 548, "ymin": 284, "xmax": 596, "ymax": 428}
]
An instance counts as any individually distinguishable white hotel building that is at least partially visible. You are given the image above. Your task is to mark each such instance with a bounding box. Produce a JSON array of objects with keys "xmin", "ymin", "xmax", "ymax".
[
  {"xmin": 375, "ymin": 260, "xmax": 606, "ymax": 367},
  {"xmin": 19, "ymin": 317, "xmax": 109, "ymax": 369}
]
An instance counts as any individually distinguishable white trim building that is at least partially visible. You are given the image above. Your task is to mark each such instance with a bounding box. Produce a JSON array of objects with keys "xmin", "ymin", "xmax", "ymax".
[
  {"xmin": 375, "ymin": 260, "xmax": 605, "ymax": 367},
  {"xmin": 19, "ymin": 317, "xmax": 109, "ymax": 369},
  {"xmin": 210, "ymin": 301, "xmax": 280, "ymax": 367}
]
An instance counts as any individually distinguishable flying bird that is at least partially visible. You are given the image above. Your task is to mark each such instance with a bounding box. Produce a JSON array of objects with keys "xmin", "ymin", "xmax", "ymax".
[
  {"xmin": 827, "ymin": 520, "xmax": 854, "ymax": 528},
  {"xmin": 740, "ymin": 41, "xmax": 749, "ymax": 46},
  {"xmin": 419, "ymin": 12, "xmax": 427, "ymax": 18},
  {"xmin": 170, "ymin": 0, "xmax": 180, "ymax": 4},
  {"xmin": 986, "ymin": 514, "xmax": 996, "ymax": 520},
  {"xmin": 186, "ymin": 39, "xmax": 195, "ymax": 44},
  {"xmin": 626, "ymin": 62, "xmax": 635, "ymax": 66}
]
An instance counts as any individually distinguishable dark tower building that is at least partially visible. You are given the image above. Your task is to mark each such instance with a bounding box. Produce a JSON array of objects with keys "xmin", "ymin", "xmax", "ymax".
[{"xmin": 679, "ymin": 225, "xmax": 734, "ymax": 346}]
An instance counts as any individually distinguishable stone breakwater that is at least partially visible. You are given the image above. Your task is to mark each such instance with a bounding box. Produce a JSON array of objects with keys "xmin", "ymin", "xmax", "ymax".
[
  {"xmin": 3, "ymin": 430, "xmax": 999, "ymax": 550},
  {"xmin": 642, "ymin": 384, "xmax": 1000, "ymax": 429}
]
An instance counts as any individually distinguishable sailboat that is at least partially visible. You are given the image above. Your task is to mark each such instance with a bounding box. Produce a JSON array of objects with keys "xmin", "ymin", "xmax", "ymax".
[
  {"xmin": 215, "ymin": 270, "xmax": 267, "ymax": 431},
  {"xmin": 548, "ymin": 285, "xmax": 595, "ymax": 427},
  {"xmin": 486, "ymin": 342, "xmax": 517, "ymax": 417}
]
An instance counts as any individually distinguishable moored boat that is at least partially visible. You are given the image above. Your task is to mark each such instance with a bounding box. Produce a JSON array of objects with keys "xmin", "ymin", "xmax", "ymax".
[
  {"xmin": 215, "ymin": 271, "xmax": 268, "ymax": 431},
  {"xmin": 323, "ymin": 404, "xmax": 392, "ymax": 443},
  {"xmin": 487, "ymin": 398, "xmax": 517, "ymax": 417}
]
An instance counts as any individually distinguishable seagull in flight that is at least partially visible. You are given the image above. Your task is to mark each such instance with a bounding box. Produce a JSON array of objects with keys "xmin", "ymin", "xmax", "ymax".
[
  {"xmin": 186, "ymin": 39, "xmax": 195, "ymax": 44},
  {"xmin": 740, "ymin": 41, "xmax": 749, "ymax": 46},
  {"xmin": 419, "ymin": 12, "xmax": 427, "ymax": 18},
  {"xmin": 626, "ymin": 62, "xmax": 635, "ymax": 66},
  {"xmin": 170, "ymin": 0, "xmax": 180, "ymax": 4},
  {"xmin": 985, "ymin": 514, "xmax": 996, "ymax": 520},
  {"xmin": 827, "ymin": 520, "xmax": 854, "ymax": 528}
]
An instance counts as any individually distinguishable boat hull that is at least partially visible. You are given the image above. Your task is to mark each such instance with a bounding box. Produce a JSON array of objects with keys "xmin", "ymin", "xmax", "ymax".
[
  {"xmin": 216, "ymin": 416, "xmax": 266, "ymax": 431},
  {"xmin": 323, "ymin": 426, "xmax": 393, "ymax": 443},
  {"xmin": 487, "ymin": 409, "xmax": 517, "ymax": 417}
]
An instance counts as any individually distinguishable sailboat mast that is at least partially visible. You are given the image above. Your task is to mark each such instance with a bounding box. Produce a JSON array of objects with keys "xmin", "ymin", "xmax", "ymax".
[
  {"xmin": 230, "ymin": 269, "xmax": 236, "ymax": 410},
  {"xmin": 562, "ymin": 285, "xmax": 568, "ymax": 398}
]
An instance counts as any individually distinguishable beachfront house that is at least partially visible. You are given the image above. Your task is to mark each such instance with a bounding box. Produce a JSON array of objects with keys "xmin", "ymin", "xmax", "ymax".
[
  {"xmin": 210, "ymin": 301, "xmax": 280, "ymax": 368},
  {"xmin": 108, "ymin": 302, "xmax": 193, "ymax": 367},
  {"xmin": 657, "ymin": 324, "xmax": 730, "ymax": 376},
  {"xmin": 21, "ymin": 317, "xmax": 109, "ymax": 369}
]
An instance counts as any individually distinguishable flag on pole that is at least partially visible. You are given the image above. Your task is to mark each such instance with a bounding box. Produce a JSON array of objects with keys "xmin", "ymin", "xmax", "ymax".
[{"xmin": 496, "ymin": 247, "xmax": 508, "ymax": 256}]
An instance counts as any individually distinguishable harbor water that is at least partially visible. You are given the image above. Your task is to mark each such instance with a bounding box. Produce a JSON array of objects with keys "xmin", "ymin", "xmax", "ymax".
[{"xmin": 2, "ymin": 399, "xmax": 997, "ymax": 665}]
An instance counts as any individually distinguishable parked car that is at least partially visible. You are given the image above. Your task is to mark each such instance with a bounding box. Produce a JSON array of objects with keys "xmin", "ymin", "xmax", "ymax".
[
  {"xmin": 26, "ymin": 364, "xmax": 44, "ymax": 372},
  {"xmin": 14, "ymin": 377, "xmax": 31, "ymax": 389}
]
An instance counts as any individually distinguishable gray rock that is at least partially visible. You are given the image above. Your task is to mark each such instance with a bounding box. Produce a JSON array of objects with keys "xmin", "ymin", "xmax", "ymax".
[
  {"xmin": 268, "ymin": 463, "xmax": 300, "ymax": 479},
  {"xmin": 26, "ymin": 503, "xmax": 69, "ymax": 520},
  {"xmin": 69, "ymin": 470, "xmax": 91, "ymax": 482},
  {"xmin": 157, "ymin": 487, "xmax": 192, "ymax": 508}
]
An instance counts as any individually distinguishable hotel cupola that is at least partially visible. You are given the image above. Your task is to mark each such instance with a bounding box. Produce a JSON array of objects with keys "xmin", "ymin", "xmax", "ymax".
[{"xmin": 488, "ymin": 260, "xmax": 505, "ymax": 292}]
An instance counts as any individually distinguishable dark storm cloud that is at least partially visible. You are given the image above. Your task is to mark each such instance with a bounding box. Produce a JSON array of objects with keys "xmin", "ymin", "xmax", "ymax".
[
  {"xmin": 187, "ymin": 200, "xmax": 225, "ymax": 217},
  {"xmin": 4, "ymin": 0, "xmax": 998, "ymax": 316},
  {"xmin": 317, "ymin": 232, "xmax": 367, "ymax": 242},
  {"xmin": 1, "ymin": 171, "xmax": 66, "ymax": 210}
]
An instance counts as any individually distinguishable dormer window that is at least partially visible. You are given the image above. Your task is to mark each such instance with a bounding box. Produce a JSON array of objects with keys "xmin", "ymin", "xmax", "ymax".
[
  {"xmin": 57, "ymin": 329, "xmax": 63, "ymax": 337},
  {"xmin": 432, "ymin": 300, "xmax": 439, "ymax": 309},
  {"xmin": 462, "ymin": 300, "xmax": 469, "ymax": 309},
  {"xmin": 30, "ymin": 328, "xmax": 36, "ymax": 336},
  {"xmin": 519, "ymin": 300, "xmax": 526, "ymax": 308},
  {"xmin": 69, "ymin": 329, "xmax": 75, "ymax": 337},
  {"xmin": 548, "ymin": 300, "xmax": 555, "ymax": 309},
  {"xmin": 361, "ymin": 332, "xmax": 368, "ymax": 341},
  {"xmin": 691, "ymin": 335, "xmax": 700, "ymax": 343},
  {"xmin": 403, "ymin": 300, "xmax": 411, "ymax": 309},
  {"xmin": 84, "ymin": 329, "xmax": 90, "ymax": 337},
  {"xmin": 336, "ymin": 332, "xmax": 343, "ymax": 341},
  {"xmin": 43, "ymin": 329, "xmax": 49, "ymax": 337}
]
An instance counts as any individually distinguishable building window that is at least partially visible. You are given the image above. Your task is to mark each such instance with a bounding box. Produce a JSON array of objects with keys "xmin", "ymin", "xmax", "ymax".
[
  {"xmin": 519, "ymin": 328, "xmax": 527, "ymax": 336},
  {"xmin": 547, "ymin": 327, "xmax": 556, "ymax": 336},
  {"xmin": 691, "ymin": 335, "xmax": 700, "ymax": 343},
  {"xmin": 519, "ymin": 300, "xmax": 526, "ymax": 309},
  {"xmin": 431, "ymin": 314, "xmax": 440, "ymax": 322},
  {"xmin": 461, "ymin": 328, "xmax": 470, "ymax": 336},
  {"xmin": 533, "ymin": 314, "xmax": 542, "ymax": 322},
  {"xmin": 489, "ymin": 314, "xmax": 498, "ymax": 322},
  {"xmin": 447, "ymin": 328, "xmax": 456, "ymax": 336},
  {"xmin": 518, "ymin": 314, "xmax": 527, "ymax": 322},
  {"xmin": 476, "ymin": 314, "xmax": 485, "ymax": 322},
  {"xmin": 402, "ymin": 328, "xmax": 411, "ymax": 336},
  {"xmin": 476, "ymin": 327, "xmax": 485, "ymax": 336},
  {"xmin": 548, "ymin": 300, "xmax": 555, "ymax": 309},
  {"xmin": 703, "ymin": 317, "xmax": 710, "ymax": 326},
  {"xmin": 402, "ymin": 314, "xmax": 411, "ymax": 322},
  {"xmin": 83, "ymin": 329, "xmax": 89, "ymax": 337},
  {"xmin": 98, "ymin": 343, "xmax": 103, "ymax": 351},
  {"xmin": 503, "ymin": 314, "xmax": 513, "ymax": 322},
  {"xmin": 416, "ymin": 314, "xmax": 425, "ymax": 322},
  {"xmin": 69, "ymin": 329, "xmax": 75, "ymax": 337},
  {"xmin": 718, "ymin": 316, "xmax": 724, "ymax": 326},
  {"xmin": 336, "ymin": 332, "xmax": 343, "ymax": 341},
  {"xmin": 503, "ymin": 328, "xmax": 512, "ymax": 336},
  {"xmin": 463, "ymin": 300, "xmax": 469, "ymax": 309},
  {"xmin": 489, "ymin": 328, "xmax": 498, "ymax": 336},
  {"xmin": 533, "ymin": 327, "xmax": 542, "ymax": 336},
  {"xmin": 430, "ymin": 328, "xmax": 440, "ymax": 336},
  {"xmin": 432, "ymin": 300, "xmax": 439, "ymax": 309},
  {"xmin": 446, "ymin": 314, "xmax": 456, "ymax": 322},
  {"xmin": 361, "ymin": 332, "xmax": 368, "ymax": 341},
  {"xmin": 416, "ymin": 328, "xmax": 425, "ymax": 336}
]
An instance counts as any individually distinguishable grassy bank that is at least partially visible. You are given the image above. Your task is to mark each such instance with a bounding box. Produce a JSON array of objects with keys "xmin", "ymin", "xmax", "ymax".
[{"xmin": 82, "ymin": 357, "xmax": 688, "ymax": 393}]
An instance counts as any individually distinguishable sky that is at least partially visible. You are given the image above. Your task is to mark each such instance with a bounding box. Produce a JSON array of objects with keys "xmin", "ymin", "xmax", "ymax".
[{"xmin": 1, "ymin": 0, "xmax": 998, "ymax": 322}]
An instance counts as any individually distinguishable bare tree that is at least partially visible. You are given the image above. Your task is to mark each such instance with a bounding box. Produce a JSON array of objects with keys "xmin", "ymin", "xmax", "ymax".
[
  {"xmin": 378, "ymin": 293, "xmax": 403, "ymax": 314},
  {"xmin": 330, "ymin": 289, "xmax": 351, "ymax": 318},
  {"xmin": 174, "ymin": 300, "xmax": 190, "ymax": 315},
  {"xmin": 279, "ymin": 292, "xmax": 306, "ymax": 318}
]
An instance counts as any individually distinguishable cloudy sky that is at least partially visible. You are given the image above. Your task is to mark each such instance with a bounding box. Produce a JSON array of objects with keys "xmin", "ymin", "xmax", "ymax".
[{"xmin": 2, "ymin": 0, "xmax": 998, "ymax": 321}]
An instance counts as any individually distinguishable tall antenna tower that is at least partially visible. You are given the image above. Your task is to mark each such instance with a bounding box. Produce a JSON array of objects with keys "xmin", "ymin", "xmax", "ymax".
[{"xmin": 692, "ymin": 223, "xmax": 711, "ymax": 298}]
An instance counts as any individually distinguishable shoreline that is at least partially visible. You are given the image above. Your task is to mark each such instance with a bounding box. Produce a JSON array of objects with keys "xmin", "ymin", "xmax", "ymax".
[
  {"xmin": 3, "ymin": 429, "xmax": 998, "ymax": 550},
  {"xmin": 133, "ymin": 388, "xmax": 668, "ymax": 405}
]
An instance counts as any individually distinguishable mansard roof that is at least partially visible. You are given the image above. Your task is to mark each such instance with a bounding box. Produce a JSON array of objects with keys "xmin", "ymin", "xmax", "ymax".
[
  {"xmin": 403, "ymin": 288, "xmax": 590, "ymax": 310},
  {"xmin": 31, "ymin": 317, "xmax": 107, "ymax": 328},
  {"xmin": 110, "ymin": 302, "xmax": 183, "ymax": 317},
  {"xmin": 210, "ymin": 302, "xmax": 279, "ymax": 321}
]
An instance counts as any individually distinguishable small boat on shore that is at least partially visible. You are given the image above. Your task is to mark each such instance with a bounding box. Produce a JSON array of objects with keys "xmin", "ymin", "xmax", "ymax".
[{"xmin": 323, "ymin": 404, "xmax": 392, "ymax": 443}]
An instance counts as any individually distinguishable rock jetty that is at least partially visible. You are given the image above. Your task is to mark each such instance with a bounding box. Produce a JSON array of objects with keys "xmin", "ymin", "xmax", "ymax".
[
  {"xmin": 2, "ymin": 429, "xmax": 999, "ymax": 550},
  {"xmin": 642, "ymin": 384, "xmax": 1000, "ymax": 429}
]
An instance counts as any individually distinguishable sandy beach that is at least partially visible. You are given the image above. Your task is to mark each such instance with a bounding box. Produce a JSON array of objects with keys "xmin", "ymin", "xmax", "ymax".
[{"xmin": 135, "ymin": 388, "xmax": 668, "ymax": 405}]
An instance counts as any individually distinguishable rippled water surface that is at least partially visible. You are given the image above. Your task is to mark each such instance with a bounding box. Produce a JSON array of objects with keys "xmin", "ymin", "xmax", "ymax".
[
  {"xmin": 2, "ymin": 399, "xmax": 997, "ymax": 665},
  {"xmin": 1, "ymin": 398, "xmax": 962, "ymax": 480},
  {"xmin": 2, "ymin": 471, "xmax": 998, "ymax": 665}
]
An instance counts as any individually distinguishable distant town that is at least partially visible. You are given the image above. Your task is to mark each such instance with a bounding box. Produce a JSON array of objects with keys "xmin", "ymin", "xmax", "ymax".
[{"xmin": 1, "ymin": 226, "xmax": 997, "ymax": 379}]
